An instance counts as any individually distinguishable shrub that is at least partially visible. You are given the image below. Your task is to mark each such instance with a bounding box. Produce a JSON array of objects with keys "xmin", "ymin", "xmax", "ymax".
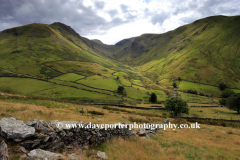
[
  {"xmin": 218, "ymin": 82, "xmax": 227, "ymax": 91},
  {"xmin": 220, "ymin": 88, "xmax": 234, "ymax": 98},
  {"xmin": 219, "ymin": 98, "xmax": 226, "ymax": 106},
  {"xmin": 226, "ymin": 93, "xmax": 240, "ymax": 114},
  {"xmin": 117, "ymin": 86, "xmax": 125, "ymax": 94},
  {"xmin": 177, "ymin": 77, "xmax": 182, "ymax": 81},
  {"xmin": 149, "ymin": 93, "xmax": 157, "ymax": 103},
  {"xmin": 164, "ymin": 97, "xmax": 189, "ymax": 116},
  {"xmin": 187, "ymin": 89, "xmax": 198, "ymax": 94},
  {"xmin": 88, "ymin": 110, "xmax": 104, "ymax": 115},
  {"xmin": 172, "ymin": 82, "xmax": 177, "ymax": 88}
]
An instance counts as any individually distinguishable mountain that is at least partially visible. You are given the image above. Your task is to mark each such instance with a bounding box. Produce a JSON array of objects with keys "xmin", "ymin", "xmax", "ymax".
[
  {"xmin": 0, "ymin": 15, "xmax": 240, "ymax": 103},
  {"xmin": 0, "ymin": 22, "xmax": 130, "ymax": 78},
  {"xmin": 111, "ymin": 15, "xmax": 240, "ymax": 88}
]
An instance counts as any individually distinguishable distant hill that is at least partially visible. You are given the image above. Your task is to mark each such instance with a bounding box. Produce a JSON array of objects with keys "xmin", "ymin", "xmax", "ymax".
[
  {"xmin": 0, "ymin": 22, "xmax": 128, "ymax": 78},
  {"xmin": 111, "ymin": 16, "xmax": 240, "ymax": 88},
  {"xmin": 91, "ymin": 39, "xmax": 104, "ymax": 44}
]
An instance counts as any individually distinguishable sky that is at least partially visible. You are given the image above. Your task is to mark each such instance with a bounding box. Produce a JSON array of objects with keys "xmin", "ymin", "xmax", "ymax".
[{"xmin": 0, "ymin": 0, "xmax": 239, "ymax": 44}]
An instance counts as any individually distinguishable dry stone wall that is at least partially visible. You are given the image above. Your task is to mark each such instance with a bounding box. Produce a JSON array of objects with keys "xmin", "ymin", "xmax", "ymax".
[{"xmin": 0, "ymin": 117, "xmax": 133, "ymax": 152}]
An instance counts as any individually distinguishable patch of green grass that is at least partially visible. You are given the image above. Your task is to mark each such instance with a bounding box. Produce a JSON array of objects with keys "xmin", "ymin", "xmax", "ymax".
[
  {"xmin": 77, "ymin": 75, "xmax": 118, "ymax": 91},
  {"xmin": 179, "ymin": 81, "xmax": 221, "ymax": 96},
  {"xmin": 180, "ymin": 92, "xmax": 214, "ymax": 104},
  {"xmin": 53, "ymin": 73, "xmax": 85, "ymax": 81}
]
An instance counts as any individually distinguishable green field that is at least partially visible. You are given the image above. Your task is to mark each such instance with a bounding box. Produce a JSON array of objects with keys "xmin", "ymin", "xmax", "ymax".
[
  {"xmin": 77, "ymin": 75, "xmax": 119, "ymax": 91},
  {"xmin": 53, "ymin": 73, "xmax": 85, "ymax": 81},
  {"xmin": 179, "ymin": 81, "xmax": 221, "ymax": 95},
  {"xmin": 0, "ymin": 77, "xmax": 122, "ymax": 103},
  {"xmin": 180, "ymin": 92, "xmax": 214, "ymax": 104},
  {"xmin": 187, "ymin": 106, "xmax": 240, "ymax": 120}
]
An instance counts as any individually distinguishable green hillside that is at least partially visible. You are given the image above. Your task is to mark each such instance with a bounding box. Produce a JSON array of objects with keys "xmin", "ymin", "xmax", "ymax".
[
  {"xmin": 0, "ymin": 22, "xmax": 166, "ymax": 103},
  {"xmin": 0, "ymin": 16, "xmax": 240, "ymax": 103},
  {"xmin": 0, "ymin": 22, "xmax": 130, "ymax": 79},
  {"xmin": 113, "ymin": 16, "xmax": 240, "ymax": 89}
]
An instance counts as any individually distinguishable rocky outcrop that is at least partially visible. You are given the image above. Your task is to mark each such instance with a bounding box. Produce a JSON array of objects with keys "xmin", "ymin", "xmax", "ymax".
[{"xmin": 0, "ymin": 140, "xmax": 9, "ymax": 160}]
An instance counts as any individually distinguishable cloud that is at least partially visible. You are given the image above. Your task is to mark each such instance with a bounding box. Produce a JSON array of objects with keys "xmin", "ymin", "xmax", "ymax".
[{"xmin": 0, "ymin": 0, "xmax": 239, "ymax": 44}]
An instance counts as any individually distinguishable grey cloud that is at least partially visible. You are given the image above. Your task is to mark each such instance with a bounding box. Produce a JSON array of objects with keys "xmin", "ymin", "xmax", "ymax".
[
  {"xmin": 0, "ymin": 0, "xmax": 131, "ymax": 36},
  {"xmin": 108, "ymin": 9, "xmax": 118, "ymax": 18},
  {"xmin": 0, "ymin": 0, "xmax": 240, "ymax": 43},
  {"xmin": 94, "ymin": 1, "xmax": 105, "ymax": 9},
  {"xmin": 151, "ymin": 12, "xmax": 169, "ymax": 25},
  {"xmin": 120, "ymin": 4, "xmax": 128, "ymax": 13}
]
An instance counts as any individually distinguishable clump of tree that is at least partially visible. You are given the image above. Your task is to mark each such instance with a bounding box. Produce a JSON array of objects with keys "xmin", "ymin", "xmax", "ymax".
[
  {"xmin": 218, "ymin": 82, "xmax": 227, "ymax": 91},
  {"xmin": 187, "ymin": 89, "xmax": 198, "ymax": 95},
  {"xmin": 164, "ymin": 97, "xmax": 189, "ymax": 116},
  {"xmin": 226, "ymin": 93, "xmax": 240, "ymax": 114},
  {"xmin": 219, "ymin": 98, "xmax": 226, "ymax": 106},
  {"xmin": 117, "ymin": 86, "xmax": 125, "ymax": 94},
  {"xmin": 220, "ymin": 88, "xmax": 234, "ymax": 98},
  {"xmin": 149, "ymin": 93, "xmax": 157, "ymax": 103},
  {"xmin": 172, "ymin": 82, "xmax": 177, "ymax": 88}
]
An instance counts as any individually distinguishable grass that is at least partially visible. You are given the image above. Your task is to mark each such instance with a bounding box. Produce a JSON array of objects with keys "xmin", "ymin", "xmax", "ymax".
[
  {"xmin": 186, "ymin": 106, "xmax": 240, "ymax": 120},
  {"xmin": 53, "ymin": 73, "xmax": 85, "ymax": 81},
  {"xmin": 89, "ymin": 125, "xmax": 240, "ymax": 160},
  {"xmin": 77, "ymin": 75, "xmax": 118, "ymax": 91},
  {"xmin": 0, "ymin": 96, "xmax": 240, "ymax": 159},
  {"xmin": 180, "ymin": 92, "xmax": 215, "ymax": 104},
  {"xmin": 0, "ymin": 77, "xmax": 122, "ymax": 103}
]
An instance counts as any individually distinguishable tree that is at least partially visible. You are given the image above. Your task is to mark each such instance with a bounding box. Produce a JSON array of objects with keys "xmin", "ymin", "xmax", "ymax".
[
  {"xmin": 164, "ymin": 97, "xmax": 189, "ymax": 116},
  {"xmin": 117, "ymin": 86, "xmax": 124, "ymax": 94},
  {"xmin": 149, "ymin": 93, "xmax": 157, "ymax": 103},
  {"xmin": 226, "ymin": 93, "xmax": 240, "ymax": 114},
  {"xmin": 172, "ymin": 82, "xmax": 177, "ymax": 88},
  {"xmin": 220, "ymin": 88, "xmax": 235, "ymax": 98},
  {"xmin": 177, "ymin": 77, "xmax": 182, "ymax": 81},
  {"xmin": 219, "ymin": 98, "xmax": 226, "ymax": 106},
  {"xmin": 218, "ymin": 82, "xmax": 227, "ymax": 91}
]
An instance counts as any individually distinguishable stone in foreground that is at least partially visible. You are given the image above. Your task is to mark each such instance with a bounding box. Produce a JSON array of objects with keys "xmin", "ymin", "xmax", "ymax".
[
  {"xmin": 0, "ymin": 140, "xmax": 9, "ymax": 160},
  {"xmin": 27, "ymin": 149, "xmax": 65, "ymax": 160},
  {"xmin": 0, "ymin": 117, "xmax": 35, "ymax": 139},
  {"xmin": 97, "ymin": 151, "xmax": 108, "ymax": 160}
]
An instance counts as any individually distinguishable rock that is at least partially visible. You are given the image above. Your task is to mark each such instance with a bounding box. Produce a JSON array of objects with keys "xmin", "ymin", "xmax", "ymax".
[
  {"xmin": 138, "ymin": 128, "xmax": 146, "ymax": 136},
  {"xmin": 97, "ymin": 151, "xmax": 108, "ymax": 160},
  {"xmin": 69, "ymin": 153, "xmax": 80, "ymax": 160},
  {"xmin": 163, "ymin": 119, "xmax": 169, "ymax": 124},
  {"xmin": 58, "ymin": 121, "xmax": 79, "ymax": 130},
  {"xmin": 0, "ymin": 140, "xmax": 9, "ymax": 160},
  {"xmin": 27, "ymin": 149, "xmax": 65, "ymax": 160},
  {"xmin": 98, "ymin": 118, "xmax": 101, "ymax": 122},
  {"xmin": 0, "ymin": 117, "xmax": 35, "ymax": 139},
  {"xmin": 15, "ymin": 146, "xmax": 28, "ymax": 153}
]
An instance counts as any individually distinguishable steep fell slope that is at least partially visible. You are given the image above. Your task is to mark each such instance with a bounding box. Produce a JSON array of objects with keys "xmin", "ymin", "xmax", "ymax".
[{"xmin": 113, "ymin": 16, "xmax": 240, "ymax": 88}]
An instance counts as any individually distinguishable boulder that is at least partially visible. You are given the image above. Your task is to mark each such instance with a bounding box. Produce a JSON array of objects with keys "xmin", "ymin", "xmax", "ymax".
[
  {"xmin": 0, "ymin": 117, "xmax": 35, "ymax": 139},
  {"xmin": 57, "ymin": 121, "xmax": 80, "ymax": 130},
  {"xmin": 163, "ymin": 119, "xmax": 169, "ymax": 124},
  {"xmin": 27, "ymin": 149, "xmax": 65, "ymax": 160},
  {"xmin": 97, "ymin": 151, "xmax": 108, "ymax": 160},
  {"xmin": 68, "ymin": 153, "xmax": 80, "ymax": 160},
  {"xmin": 0, "ymin": 140, "xmax": 9, "ymax": 160}
]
